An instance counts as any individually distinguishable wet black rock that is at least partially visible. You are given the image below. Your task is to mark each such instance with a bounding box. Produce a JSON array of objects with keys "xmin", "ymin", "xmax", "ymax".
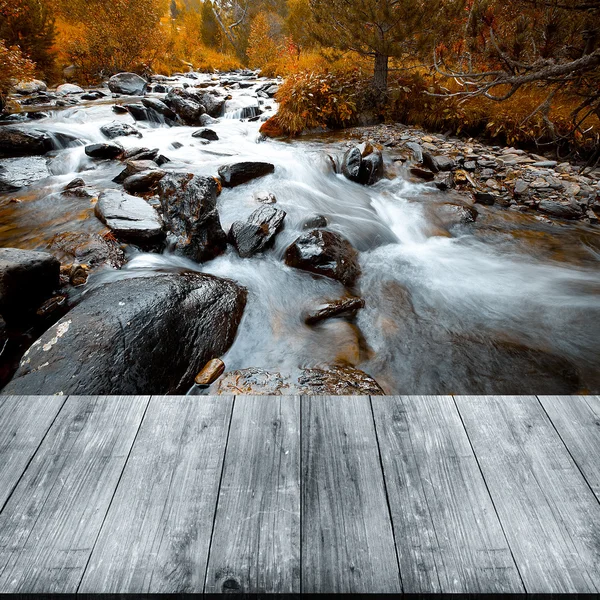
[
  {"xmin": 100, "ymin": 121, "xmax": 142, "ymax": 139},
  {"xmin": 473, "ymin": 191, "xmax": 497, "ymax": 206},
  {"xmin": 538, "ymin": 199, "xmax": 583, "ymax": 220},
  {"xmin": 302, "ymin": 214, "xmax": 328, "ymax": 230},
  {"xmin": 341, "ymin": 144, "xmax": 384, "ymax": 185},
  {"xmin": 141, "ymin": 97, "xmax": 177, "ymax": 120},
  {"xmin": 192, "ymin": 128, "xmax": 219, "ymax": 141},
  {"xmin": 194, "ymin": 92, "xmax": 226, "ymax": 118},
  {"xmin": 0, "ymin": 248, "xmax": 60, "ymax": 322},
  {"xmin": 305, "ymin": 296, "xmax": 365, "ymax": 325},
  {"xmin": 284, "ymin": 229, "xmax": 361, "ymax": 287},
  {"xmin": 229, "ymin": 205, "xmax": 286, "ymax": 258},
  {"xmin": 85, "ymin": 142, "xmax": 123, "ymax": 159},
  {"xmin": 64, "ymin": 177, "xmax": 85, "ymax": 190},
  {"xmin": 433, "ymin": 203, "xmax": 478, "ymax": 228},
  {"xmin": 0, "ymin": 126, "xmax": 52, "ymax": 157},
  {"xmin": 218, "ymin": 161, "xmax": 275, "ymax": 187},
  {"xmin": 122, "ymin": 169, "xmax": 166, "ymax": 193},
  {"xmin": 165, "ymin": 91, "xmax": 205, "ymax": 125},
  {"xmin": 122, "ymin": 147, "xmax": 160, "ymax": 162},
  {"xmin": 158, "ymin": 173, "xmax": 227, "ymax": 262},
  {"xmin": 112, "ymin": 105, "xmax": 129, "ymax": 115},
  {"xmin": 124, "ymin": 103, "xmax": 150, "ymax": 121},
  {"xmin": 2, "ymin": 273, "xmax": 247, "ymax": 395},
  {"xmin": 108, "ymin": 72, "xmax": 148, "ymax": 96},
  {"xmin": 95, "ymin": 189, "xmax": 164, "ymax": 243}
]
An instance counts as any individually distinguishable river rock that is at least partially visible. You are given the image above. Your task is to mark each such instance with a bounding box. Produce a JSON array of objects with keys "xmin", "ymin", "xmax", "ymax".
[
  {"xmin": 108, "ymin": 72, "xmax": 148, "ymax": 96},
  {"xmin": 195, "ymin": 92, "xmax": 226, "ymax": 118},
  {"xmin": 0, "ymin": 126, "xmax": 52, "ymax": 158},
  {"xmin": 56, "ymin": 83, "xmax": 84, "ymax": 96},
  {"xmin": 473, "ymin": 191, "xmax": 496, "ymax": 206},
  {"xmin": 192, "ymin": 128, "xmax": 219, "ymax": 141},
  {"xmin": 0, "ymin": 248, "xmax": 60, "ymax": 322},
  {"xmin": 538, "ymin": 199, "xmax": 583, "ymax": 220},
  {"xmin": 113, "ymin": 159, "xmax": 160, "ymax": 183},
  {"xmin": 200, "ymin": 114, "xmax": 219, "ymax": 126},
  {"xmin": 15, "ymin": 80, "xmax": 47, "ymax": 95},
  {"xmin": 122, "ymin": 169, "xmax": 166, "ymax": 193},
  {"xmin": 228, "ymin": 205, "xmax": 286, "ymax": 258},
  {"xmin": 158, "ymin": 173, "xmax": 227, "ymax": 262},
  {"xmin": 433, "ymin": 203, "xmax": 478, "ymax": 228},
  {"xmin": 341, "ymin": 145, "xmax": 384, "ymax": 185},
  {"xmin": 49, "ymin": 231, "xmax": 125, "ymax": 269},
  {"xmin": 165, "ymin": 91, "xmax": 205, "ymax": 125},
  {"xmin": 284, "ymin": 230, "xmax": 361, "ymax": 287},
  {"xmin": 95, "ymin": 189, "xmax": 163, "ymax": 242},
  {"xmin": 305, "ymin": 296, "xmax": 365, "ymax": 325},
  {"xmin": 423, "ymin": 152, "xmax": 454, "ymax": 173},
  {"xmin": 141, "ymin": 97, "xmax": 176, "ymax": 120},
  {"xmin": 254, "ymin": 191, "xmax": 277, "ymax": 204},
  {"xmin": 2, "ymin": 273, "xmax": 247, "ymax": 395},
  {"xmin": 100, "ymin": 121, "xmax": 142, "ymax": 139},
  {"xmin": 410, "ymin": 166, "xmax": 435, "ymax": 181},
  {"xmin": 210, "ymin": 365, "xmax": 384, "ymax": 395},
  {"xmin": 218, "ymin": 161, "xmax": 275, "ymax": 187},
  {"xmin": 85, "ymin": 142, "xmax": 123, "ymax": 159}
]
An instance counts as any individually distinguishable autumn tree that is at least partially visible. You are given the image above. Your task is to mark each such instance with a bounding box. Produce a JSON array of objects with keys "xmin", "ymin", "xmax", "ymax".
[
  {"xmin": 0, "ymin": 0, "xmax": 56, "ymax": 79},
  {"xmin": 201, "ymin": 0, "xmax": 221, "ymax": 47},
  {"xmin": 308, "ymin": 0, "xmax": 453, "ymax": 94},
  {"xmin": 434, "ymin": 0, "xmax": 600, "ymax": 160},
  {"xmin": 285, "ymin": 0, "xmax": 313, "ymax": 52},
  {"xmin": 247, "ymin": 10, "xmax": 283, "ymax": 71},
  {"xmin": 65, "ymin": 0, "xmax": 167, "ymax": 82}
]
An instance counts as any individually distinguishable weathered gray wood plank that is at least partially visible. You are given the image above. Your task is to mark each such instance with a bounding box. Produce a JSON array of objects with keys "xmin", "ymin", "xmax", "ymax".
[
  {"xmin": 455, "ymin": 395, "xmax": 600, "ymax": 593},
  {"xmin": 204, "ymin": 396, "xmax": 300, "ymax": 594},
  {"xmin": 302, "ymin": 396, "xmax": 401, "ymax": 593},
  {"xmin": 0, "ymin": 396, "xmax": 66, "ymax": 510},
  {"xmin": 0, "ymin": 395, "xmax": 149, "ymax": 593},
  {"xmin": 538, "ymin": 396, "xmax": 600, "ymax": 502},
  {"xmin": 79, "ymin": 396, "xmax": 233, "ymax": 593},
  {"xmin": 372, "ymin": 395, "xmax": 523, "ymax": 593}
]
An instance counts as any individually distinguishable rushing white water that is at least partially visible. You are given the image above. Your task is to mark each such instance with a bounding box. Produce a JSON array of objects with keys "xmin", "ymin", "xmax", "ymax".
[{"xmin": 2, "ymin": 72, "xmax": 599, "ymax": 393}]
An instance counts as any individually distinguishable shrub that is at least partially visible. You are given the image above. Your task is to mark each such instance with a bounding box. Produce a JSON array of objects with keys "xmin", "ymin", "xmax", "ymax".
[{"xmin": 0, "ymin": 40, "xmax": 35, "ymax": 109}]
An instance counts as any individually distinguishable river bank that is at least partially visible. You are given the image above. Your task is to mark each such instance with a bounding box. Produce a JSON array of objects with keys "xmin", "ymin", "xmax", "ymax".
[{"xmin": 1, "ymin": 71, "xmax": 599, "ymax": 395}]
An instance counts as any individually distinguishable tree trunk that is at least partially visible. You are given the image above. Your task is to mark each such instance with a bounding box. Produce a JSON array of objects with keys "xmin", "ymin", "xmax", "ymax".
[{"xmin": 373, "ymin": 52, "xmax": 389, "ymax": 94}]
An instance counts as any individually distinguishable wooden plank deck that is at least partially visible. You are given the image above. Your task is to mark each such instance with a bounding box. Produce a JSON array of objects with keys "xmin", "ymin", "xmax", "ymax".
[{"xmin": 0, "ymin": 395, "xmax": 598, "ymax": 594}]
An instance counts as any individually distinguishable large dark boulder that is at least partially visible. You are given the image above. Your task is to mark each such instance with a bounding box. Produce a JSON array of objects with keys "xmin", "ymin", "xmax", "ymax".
[
  {"xmin": 0, "ymin": 248, "xmax": 60, "ymax": 322},
  {"xmin": 341, "ymin": 144, "xmax": 384, "ymax": 185},
  {"xmin": 141, "ymin": 97, "xmax": 176, "ymax": 120},
  {"xmin": 284, "ymin": 229, "xmax": 361, "ymax": 287},
  {"xmin": 194, "ymin": 92, "xmax": 226, "ymax": 118},
  {"xmin": 218, "ymin": 161, "xmax": 275, "ymax": 187},
  {"xmin": 164, "ymin": 91, "xmax": 205, "ymax": 125},
  {"xmin": 2, "ymin": 273, "xmax": 247, "ymax": 395},
  {"xmin": 0, "ymin": 126, "xmax": 51, "ymax": 157},
  {"xmin": 108, "ymin": 72, "xmax": 148, "ymax": 96},
  {"xmin": 100, "ymin": 121, "xmax": 142, "ymax": 139},
  {"xmin": 85, "ymin": 142, "xmax": 123, "ymax": 159},
  {"xmin": 229, "ymin": 205, "xmax": 286, "ymax": 258},
  {"xmin": 95, "ymin": 189, "xmax": 164, "ymax": 243},
  {"xmin": 158, "ymin": 173, "xmax": 227, "ymax": 262}
]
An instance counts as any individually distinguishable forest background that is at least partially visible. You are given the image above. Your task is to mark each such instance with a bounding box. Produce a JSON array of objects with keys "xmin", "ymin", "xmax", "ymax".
[{"xmin": 1, "ymin": 0, "xmax": 599, "ymax": 161}]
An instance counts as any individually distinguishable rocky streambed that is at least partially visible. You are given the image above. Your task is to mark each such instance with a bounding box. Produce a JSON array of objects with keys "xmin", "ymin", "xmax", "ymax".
[{"xmin": 0, "ymin": 70, "xmax": 599, "ymax": 395}]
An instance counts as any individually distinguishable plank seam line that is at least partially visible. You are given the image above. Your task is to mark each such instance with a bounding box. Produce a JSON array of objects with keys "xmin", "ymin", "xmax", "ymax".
[
  {"xmin": 202, "ymin": 395, "xmax": 236, "ymax": 593},
  {"xmin": 0, "ymin": 395, "xmax": 68, "ymax": 517},
  {"xmin": 75, "ymin": 395, "xmax": 152, "ymax": 593},
  {"xmin": 537, "ymin": 396, "xmax": 600, "ymax": 508},
  {"xmin": 451, "ymin": 396, "xmax": 527, "ymax": 593},
  {"xmin": 369, "ymin": 395, "xmax": 404, "ymax": 592},
  {"xmin": 299, "ymin": 395, "xmax": 303, "ymax": 595}
]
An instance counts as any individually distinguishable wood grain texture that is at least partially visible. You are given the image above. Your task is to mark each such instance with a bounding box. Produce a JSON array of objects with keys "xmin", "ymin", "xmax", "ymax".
[
  {"xmin": 0, "ymin": 396, "xmax": 149, "ymax": 593},
  {"xmin": 79, "ymin": 396, "xmax": 233, "ymax": 593},
  {"xmin": 0, "ymin": 396, "xmax": 66, "ymax": 510},
  {"xmin": 538, "ymin": 396, "xmax": 600, "ymax": 502},
  {"xmin": 372, "ymin": 395, "xmax": 523, "ymax": 593},
  {"xmin": 455, "ymin": 395, "xmax": 600, "ymax": 593},
  {"xmin": 302, "ymin": 395, "xmax": 401, "ymax": 593},
  {"xmin": 204, "ymin": 396, "xmax": 300, "ymax": 594}
]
